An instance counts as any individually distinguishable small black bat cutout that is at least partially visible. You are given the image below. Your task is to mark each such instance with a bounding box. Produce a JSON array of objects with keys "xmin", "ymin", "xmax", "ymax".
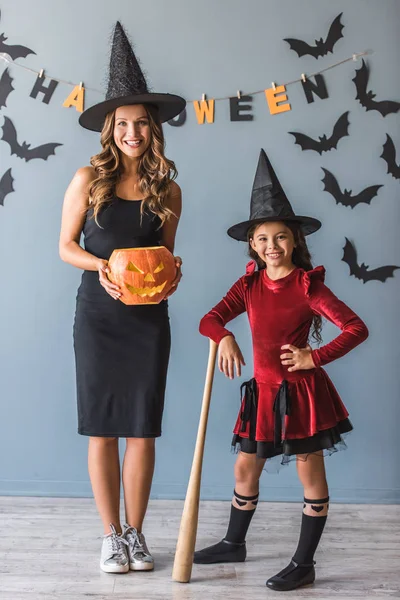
[
  {"xmin": 381, "ymin": 134, "xmax": 400, "ymax": 180},
  {"xmin": 0, "ymin": 167, "xmax": 14, "ymax": 206},
  {"xmin": 0, "ymin": 68, "xmax": 14, "ymax": 109},
  {"xmin": 342, "ymin": 238, "xmax": 399, "ymax": 283},
  {"xmin": 0, "ymin": 10, "xmax": 35, "ymax": 60},
  {"xmin": 283, "ymin": 13, "xmax": 344, "ymax": 59},
  {"xmin": 1, "ymin": 116, "xmax": 62, "ymax": 162},
  {"xmin": 321, "ymin": 168, "xmax": 382, "ymax": 208},
  {"xmin": 353, "ymin": 59, "xmax": 400, "ymax": 117},
  {"xmin": 289, "ymin": 111, "xmax": 350, "ymax": 154}
]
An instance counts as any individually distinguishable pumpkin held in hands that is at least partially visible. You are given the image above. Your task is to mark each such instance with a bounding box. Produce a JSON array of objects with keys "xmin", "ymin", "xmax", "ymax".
[{"xmin": 108, "ymin": 246, "xmax": 176, "ymax": 305}]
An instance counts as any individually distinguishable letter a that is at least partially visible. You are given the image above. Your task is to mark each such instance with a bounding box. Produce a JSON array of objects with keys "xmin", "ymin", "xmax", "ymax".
[{"xmin": 63, "ymin": 85, "xmax": 85, "ymax": 113}]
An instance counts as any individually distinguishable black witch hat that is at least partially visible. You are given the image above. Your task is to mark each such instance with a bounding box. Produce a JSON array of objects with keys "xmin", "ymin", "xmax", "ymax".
[
  {"xmin": 227, "ymin": 149, "xmax": 321, "ymax": 241},
  {"xmin": 79, "ymin": 22, "xmax": 186, "ymax": 131}
]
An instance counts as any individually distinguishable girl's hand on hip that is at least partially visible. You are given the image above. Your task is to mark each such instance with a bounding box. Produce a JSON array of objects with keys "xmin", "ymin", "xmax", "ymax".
[
  {"xmin": 280, "ymin": 344, "xmax": 316, "ymax": 372},
  {"xmin": 165, "ymin": 256, "xmax": 183, "ymax": 299},
  {"xmin": 218, "ymin": 335, "xmax": 246, "ymax": 379},
  {"xmin": 97, "ymin": 259, "xmax": 121, "ymax": 300}
]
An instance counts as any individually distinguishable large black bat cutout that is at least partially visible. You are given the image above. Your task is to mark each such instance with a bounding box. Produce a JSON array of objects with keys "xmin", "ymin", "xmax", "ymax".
[
  {"xmin": 283, "ymin": 13, "xmax": 344, "ymax": 59},
  {"xmin": 0, "ymin": 167, "xmax": 14, "ymax": 206},
  {"xmin": 342, "ymin": 238, "xmax": 399, "ymax": 283},
  {"xmin": 289, "ymin": 111, "xmax": 349, "ymax": 154},
  {"xmin": 1, "ymin": 116, "xmax": 62, "ymax": 162},
  {"xmin": 0, "ymin": 68, "xmax": 14, "ymax": 109},
  {"xmin": 381, "ymin": 134, "xmax": 400, "ymax": 180},
  {"xmin": 321, "ymin": 168, "xmax": 382, "ymax": 208},
  {"xmin": 0, "ymin": 10, "xmax": 35, "ymax": 60},
  {"xmin": 353, "ymin": 59, "xmax": 400, "ymax": 117}
]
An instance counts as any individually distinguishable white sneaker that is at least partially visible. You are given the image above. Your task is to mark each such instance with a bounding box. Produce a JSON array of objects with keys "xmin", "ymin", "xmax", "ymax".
[
  {"xmin": 123, "ymin": 523, "xmax": 154, "ymax": 571},
  {"xmin": 100, "ymin": 524, "xmax": 129, "ymax": 573}
]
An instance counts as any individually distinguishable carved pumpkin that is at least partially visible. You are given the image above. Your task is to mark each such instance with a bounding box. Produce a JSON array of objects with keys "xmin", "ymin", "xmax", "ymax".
[{"xmin": 108, "ymin": 246, "xmax": 176, "ymax": 305}]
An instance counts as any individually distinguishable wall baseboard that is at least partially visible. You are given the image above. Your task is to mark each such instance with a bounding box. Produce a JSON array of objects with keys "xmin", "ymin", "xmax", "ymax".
[{"xmin": 0, "ymin": 480, "xmax": 399, "ymax": 504}]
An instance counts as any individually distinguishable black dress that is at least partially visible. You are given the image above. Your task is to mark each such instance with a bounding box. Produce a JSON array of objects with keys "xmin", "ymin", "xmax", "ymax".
[{"xmin": 73, "ymin": 197, "xmax": 171, "ymax": 438}]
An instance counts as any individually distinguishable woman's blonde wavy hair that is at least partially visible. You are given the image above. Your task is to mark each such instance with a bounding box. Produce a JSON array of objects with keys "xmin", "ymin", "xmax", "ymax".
[{"xmin": 88, "ymin": 104, "xmax": 177, "ymax": 226}]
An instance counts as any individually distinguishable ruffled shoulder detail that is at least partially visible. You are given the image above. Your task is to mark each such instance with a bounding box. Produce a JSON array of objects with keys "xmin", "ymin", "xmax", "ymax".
[
  {"xmin": 302, "ymin": 265, "xmax": 326, "ymax": 297},
  {"xmin": 245, "ymin": 260, "xmax": 257, "ymax": 276},
  {"xmin": 243, "ymin": 260, "xmax": 257, "ymax": 288}
]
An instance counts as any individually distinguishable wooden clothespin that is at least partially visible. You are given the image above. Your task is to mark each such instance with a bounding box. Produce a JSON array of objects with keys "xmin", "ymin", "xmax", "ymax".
[
  {"xmin": 301, "ymin": 73, "xmax": 307, "ymax": 83},
  {"xmin": 39, "ymin": 68, "xmax": 44, "ymax": 78},
  {"xmin": 79, "ymin": 81, "xmax": 84, "ymax": 90},
  {"xmin": 271, "ymin": 82, "xmax": 276, "ymax": 91},
  {"xmin": 201, "ymin": 93, "xmax": 206, "ymax": 102},
  {"xmin": 237, "ymin": 90, "xmax": 241, "ymax": 99}
]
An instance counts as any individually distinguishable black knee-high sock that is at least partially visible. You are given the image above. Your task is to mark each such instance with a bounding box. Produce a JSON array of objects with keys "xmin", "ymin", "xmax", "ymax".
[
  {"xmin": 292, "ymin": 496, "xmax": 329, "ymax": 565},
  {"xmin": 225, "ymin": 490, "xmax": 259, "ymax": 544}
]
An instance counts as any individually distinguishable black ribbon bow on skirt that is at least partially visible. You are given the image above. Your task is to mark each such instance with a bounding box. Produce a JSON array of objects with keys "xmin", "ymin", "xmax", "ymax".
[
  {"xmin": 240, "ymin": 378, "xmax": 291, "ymax": 447},
  {"xmin": 240, "ymin": 378, "xmax": 258, "ymax": 441},
  {"xmin": 273, "ymin": 379, "xmax": 291, "ymax": 447}
]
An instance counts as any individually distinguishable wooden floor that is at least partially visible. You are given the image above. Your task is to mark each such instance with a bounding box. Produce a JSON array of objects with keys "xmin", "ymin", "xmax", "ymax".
[{"xmin": 0, "ymin": 497, "xmax": 399, "ymax": 600}]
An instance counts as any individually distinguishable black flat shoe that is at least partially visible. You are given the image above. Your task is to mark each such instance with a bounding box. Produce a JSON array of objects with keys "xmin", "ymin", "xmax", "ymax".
[
  {"xmin": 266, "ymin": 559, "xmax": 315, "ymax": 591},
  {"xmin": 193, "ymin": 539, "xmax": 246, "ymax": 564}
]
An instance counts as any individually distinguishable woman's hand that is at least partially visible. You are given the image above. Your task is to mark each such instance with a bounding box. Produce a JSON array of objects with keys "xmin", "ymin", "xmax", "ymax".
[
  {"xmin": 165, "ymin": 256, "xmax": 183, "ymax": 299},
  {"xmin": 218, "ymin": 335, "xmax": 246, "ymax": 379},
  {"xmin": 280, "ymin": 344, "xmax": 316, "ymax": 372},
  {"xmin": 96, "ymin": 259, "xmax": 121, "ymax": 300}
]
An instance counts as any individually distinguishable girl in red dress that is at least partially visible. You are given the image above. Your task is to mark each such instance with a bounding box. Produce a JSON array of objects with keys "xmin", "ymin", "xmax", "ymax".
[{"xmin": 194, "ymin": 150, "xmax": 368, "ymax": 591}]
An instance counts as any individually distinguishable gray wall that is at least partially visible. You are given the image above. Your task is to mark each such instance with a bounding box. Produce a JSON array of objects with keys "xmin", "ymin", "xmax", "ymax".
[{"xmin": 0, "ymin": 0, "xmax": 399, "ymax": 503}]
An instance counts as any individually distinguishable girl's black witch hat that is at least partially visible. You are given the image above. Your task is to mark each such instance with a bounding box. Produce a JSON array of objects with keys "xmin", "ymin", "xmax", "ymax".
[
  {"xmin": 227, "ymin": 149, "xmax": 321, "ymax": 241},
  {"xmin": 79, "ymin": 22, "xmax": 186, "ymax": 131}
]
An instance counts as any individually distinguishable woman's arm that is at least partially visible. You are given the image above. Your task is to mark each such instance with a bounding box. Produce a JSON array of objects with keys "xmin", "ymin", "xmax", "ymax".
[
  {"xmin": 59, "ymin": 166, "xmax": 100, "ymax": 271},
  {"xmin": 308, "ymin": 280, "xmax": 369, "ymax": 367},
  {"xmin": 59, "ymin": 167, "xmax": 121, "ymax": 299}
]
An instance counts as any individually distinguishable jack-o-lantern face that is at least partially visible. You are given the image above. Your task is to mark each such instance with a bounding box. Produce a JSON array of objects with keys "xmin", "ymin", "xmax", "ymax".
[
  {"xmin": 125, "ymin": 260, "xmax": 167, "ymax": 297},
  {"xmin": 108, "ymin": 246, "xmax": 176, "ymax": 305}
]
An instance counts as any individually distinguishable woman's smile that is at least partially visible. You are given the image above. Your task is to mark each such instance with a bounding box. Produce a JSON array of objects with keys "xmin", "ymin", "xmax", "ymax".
[{"xmin": 123, "ymin": 139, "xmax": 142, "ymax": 149}]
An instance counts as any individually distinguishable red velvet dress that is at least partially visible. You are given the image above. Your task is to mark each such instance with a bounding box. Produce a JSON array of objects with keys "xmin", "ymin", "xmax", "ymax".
[{"xmin": 199, "ymin": 263, "xmax": 368, "ymax": 462}]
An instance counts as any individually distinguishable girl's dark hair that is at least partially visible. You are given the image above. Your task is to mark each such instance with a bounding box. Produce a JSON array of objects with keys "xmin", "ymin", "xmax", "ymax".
[{"xmin": 247, "ymin": 220, "xmax": 322, "ymax": 344}]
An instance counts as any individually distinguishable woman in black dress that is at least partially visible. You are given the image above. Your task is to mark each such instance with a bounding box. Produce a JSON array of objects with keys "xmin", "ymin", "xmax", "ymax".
[{"xmin": 59, "ymin": 23, "xmax": 185, "ymax": 573}]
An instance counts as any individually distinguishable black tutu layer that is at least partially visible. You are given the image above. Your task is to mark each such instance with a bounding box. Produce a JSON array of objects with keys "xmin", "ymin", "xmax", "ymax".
[{"xmin": 232, "ymin": 418, "xmax": 352, "ymax": 469}]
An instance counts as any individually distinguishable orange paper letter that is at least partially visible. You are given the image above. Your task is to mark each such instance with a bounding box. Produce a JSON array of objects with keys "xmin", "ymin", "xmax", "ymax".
[
  {"xmin": 265, "ymin": 86, "xmax": 291, "ymax": 115},
  {"xmin": 193, "ymin": 99, "xmax": 215, "ymax": 124},
  {"xmin": 63, "ymin": 85, "xmax": 85, "ymax": 113}
]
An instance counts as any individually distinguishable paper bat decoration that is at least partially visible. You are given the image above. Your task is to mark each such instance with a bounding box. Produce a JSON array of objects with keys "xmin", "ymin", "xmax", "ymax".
[
  {"xmin": 289, "ymin": 111, "xmax": 349, "ymax": 154},
  {"xmin": 283, "ymin": 13, "xmax": 344, "ymax": 59},
  {"xmin": 321, "ymin": 168, "xmax": 382, "ymax": 208},
  {"xmin": 353, "ymin": 59, "xmax": 400, "ymax": 117},
  {"xmin": 381, "ymin": 134, "xmax": 400, "ymax": 180},
  {"xmin": 342, "ymin": 238, "xmax": 399, "ymax": 283},
  {"xmin": 1, "ymin": 116, "xmax": 62, "ymax": 162},
  {"xmin": 0, "ymin": 68, "xmax": 14, "ymax": 109},
  {"xmin": 0, "ymin": 10, "xmax": 35, "ymax": 60},
  {"xmin": 0, "ymin": 167, "xmax": 14, "ymax": 206}
]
